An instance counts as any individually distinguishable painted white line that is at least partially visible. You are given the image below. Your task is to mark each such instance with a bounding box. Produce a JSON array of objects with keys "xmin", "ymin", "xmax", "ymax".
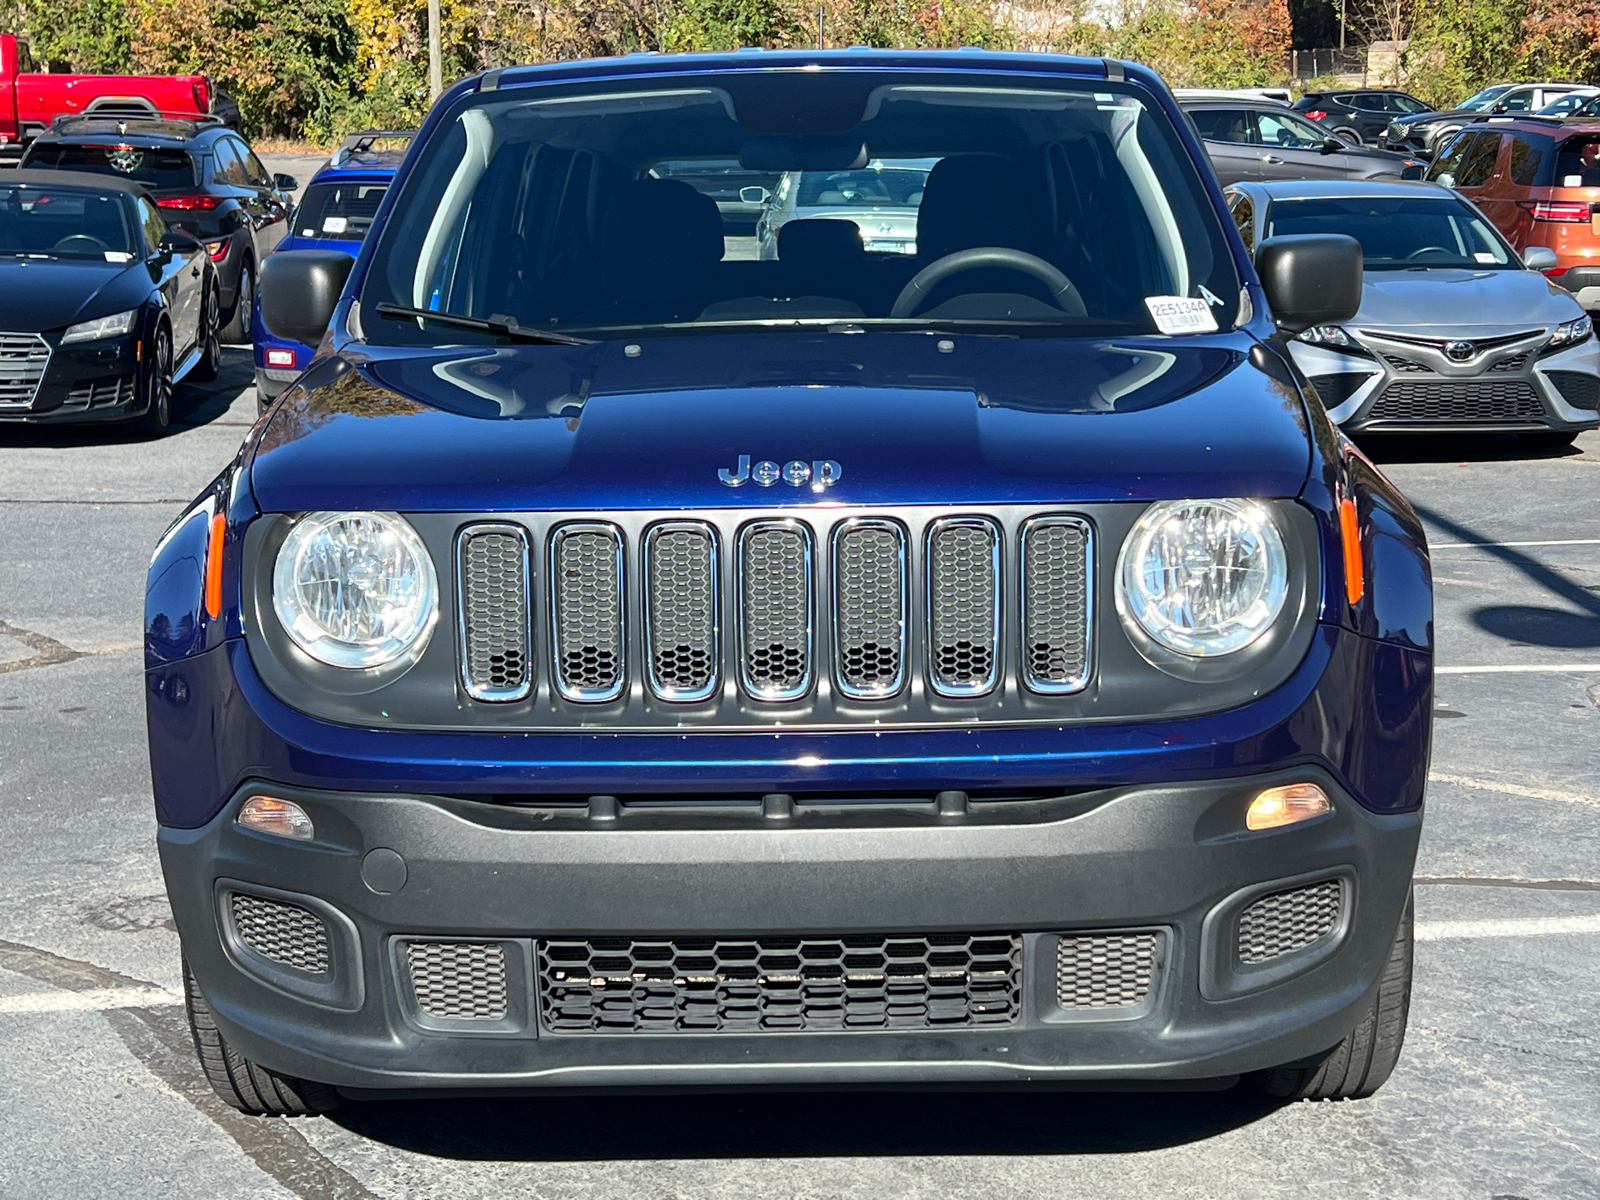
[
  {"xmin": 1429, "ymin": 771, "xmax": 1600, "ymax": 807},
  {"xmin": 1436, "ymin": 664, "xmax": 1600, "ymax": 675},
  {"xmin": 1432, "ymin": 538, "xmax": 1600, "ymax": 549},
  {"xmin": 1416, "ymin": 915, "xmax": 1600, "ymax": 942},
  {"xmin": 0, "ymin": 987, "xmax": 182, "ymax": 1015}
]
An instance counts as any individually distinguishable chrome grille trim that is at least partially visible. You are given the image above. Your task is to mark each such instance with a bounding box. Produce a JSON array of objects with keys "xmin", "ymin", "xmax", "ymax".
[
  {"xmin": 1020, "ymin": 515, "xmax": 1093, "ymax": 695},
  {"xmin": 0, "ymin": 332, "xmax": 50, "ymax": 409},
  {"xmin": 549, "ymin": 522, "xmax": 626, "ymax": 703},
  {"xmin": 831, "ymin": 518, "xmax": 908, "ymax": 700},
  {"xmin": 643, "ymin": 521, "xmax": 720, "ymax": 703},
  {"xmin": 736, "ymin": 519, "xmax": 813, "ymax": 702},
  {"xmin": 926, "ymin": 516, "xmax": 1001, "ymax": 697},
  {"xmin": 456, "ymin": 523, "xmax": 532, "ymax": 702}
]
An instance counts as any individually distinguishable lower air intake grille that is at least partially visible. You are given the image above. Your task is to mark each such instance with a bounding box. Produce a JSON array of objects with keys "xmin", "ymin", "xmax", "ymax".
[
  {"xmin": 459, "ymin": 525, "xmax": 531, "ymax": 701},
  {"xmin": 230, "ymin": 893, "xmax": 330, "ymax": 975},
  {"xmin": 1369, "ymin": 379, "xmax": 1543, "ymax": 421},
  {"xmin": 738, "ymin": 522, "xmax": 812, "ymax": 700},
  {"xmin": 928, "ymin": 518, "xmax": 1000, "ymax": 695},
  {"xmin": 644, "ymin": 523, "xmax": 718, "ymax": 701},
  {"xmin": 832, "ymin": 520, "xmax": 906, "ymax": 698},
  {"xmin": 1021, "ymin": 517, "xmax": 1091, "ymax": 693},
  {"xmin": 1309, "ymin": 372, "xmax": 1372, "ymax": 408},
  {"xmin": 550, "ymin": 524, "xmax": 624, "ymax": 701},
  {"xmin": 1238, "ymin": 879, "xmax": 1343, "ymax": 964},
  {"xmin": 1546, "ymin": 370, "xmax": 1600, "ymax": 411},
  {"xmin": 63, "ymin": 374, "xmax": 137, "ymax": 412},
  {"xmin": 1055, "ymin": 931, "xmax": 1159, "ymax": 1008},
  {"xmin": 405, "ymin": 941, "xmax": 509, "ymax": 1019},
  {"xmin": 539, "ymin": 932, "xmax": 1021, "ymax": 1033}
]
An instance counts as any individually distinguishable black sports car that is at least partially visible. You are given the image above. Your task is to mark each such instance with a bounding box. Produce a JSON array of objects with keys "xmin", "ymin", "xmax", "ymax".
[{"xmin": 0, "ymin": 170, "xmax": 218, "ymax": 434}]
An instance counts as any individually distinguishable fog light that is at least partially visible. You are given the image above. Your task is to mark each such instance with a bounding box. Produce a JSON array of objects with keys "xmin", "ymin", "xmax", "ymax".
[
  {"xmin": 1246, "ymin": 783, "xmax": 1331, "ymax": 831},
  {"xmin": 237, "ymin": 795, "xmax": 314, "ymax": 840}
]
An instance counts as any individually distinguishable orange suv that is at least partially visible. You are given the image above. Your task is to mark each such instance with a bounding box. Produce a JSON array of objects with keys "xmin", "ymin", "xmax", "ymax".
[{"xmin": 1429, "ymin": 115, "xmax": 1600, "ymax": 310}]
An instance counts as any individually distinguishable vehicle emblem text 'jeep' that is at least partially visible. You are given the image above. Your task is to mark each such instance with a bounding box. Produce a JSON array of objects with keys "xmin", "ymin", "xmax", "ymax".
[{"xmin": 719, "ymin": 455, "xmax": 844, "ymax": 491}]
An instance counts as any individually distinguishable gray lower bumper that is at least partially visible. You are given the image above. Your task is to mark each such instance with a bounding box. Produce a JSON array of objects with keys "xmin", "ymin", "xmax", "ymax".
[{"xmin": 160, "ymin": 768, "xmax": 1421, "ymax": 1094}]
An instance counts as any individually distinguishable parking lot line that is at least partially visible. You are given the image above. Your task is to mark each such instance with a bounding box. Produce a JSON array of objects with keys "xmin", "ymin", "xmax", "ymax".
[
  {"xmin": 1415, "ymin": 915, "xmax": 1600, "ymax": 942},
  {"xmin": 1429, "ymin": 772, "xmax": 1600, "ymax": 806},
  {"xmin": 1431, "ymin": 538, "xmax": 1600, "ymax": 549},
  {"xmin": 0, "ymin": 986, "xmax": 182, "ymax": 1015},
  {"xmin": 1435, "ymin": 664, "xmax": 1600, "ymax": 674}
]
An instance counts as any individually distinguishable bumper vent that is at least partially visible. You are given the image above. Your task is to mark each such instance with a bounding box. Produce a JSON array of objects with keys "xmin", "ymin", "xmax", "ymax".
[
  {"xmin": 63, "ymin": 374, "xmax": 137, "ymax": 412},
  {"xmin": 1546, "ymin": 369, "xmax": 1600, "ymax": 411},
  {"xmin": 644, "ymin": 522, "xmax": 719, "ymax": 701},
  {"xmin": 230, "ymin": 893, "xmax": 330, "ymax": 975},
  {"xmin": 1238, "ymin": 878, "xmax": 1343, "ymax": 964},
  {"xmin": 1021, "ymin": 517, "xmax": 1091, "ymax": 693},
  {"xmin": 1055, "ymin": 931, "xmax": 1159, "ymax": 1009},
  {"xmin": 1309, "ymin": 372, "xmax": 1371, "ymax": 408},
  {"xmin": 0, "ymin": 333, "xmax": 49, "ymax": 409},
  {"xmin": 404, "ymin": 940, "xmax": 509, "ymax": 1019},
  {"xmin": 832, "ymin": 519, "xmax": 906, "ymax": 698},
  {"xmin": 539, "ymin": 932, "xmax": 1022, "ymax": 1033},
  {"xmin": 458, "ymin": 525, "xmax": 531, "ymax": 701},
  {"xmin": 737, "ymin": 521, "xmax": 812, "ymax": 701},
  {"xmin": 550, "ymin": 523, "xmax": 624, "ymax": 701},
  {"xmin": 1489, "ymin": 353, "xmax": 1528, "ymax": 373},
  {"xmin": 1370, "ymin": 379, "xmax": 1543, "ymax": 422},
  {"xmin": 927, "ymin": 517, "xmax": 1000, "ymax": 696}
]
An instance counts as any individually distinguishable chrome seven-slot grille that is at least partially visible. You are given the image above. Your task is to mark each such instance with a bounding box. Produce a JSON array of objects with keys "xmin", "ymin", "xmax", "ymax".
[
  {"xmin": 0, "ymin": 333, "xmax": 50, "ymax": 409},
  {"xmin": 455, "ymin": 511, "xmax": 1093, "ymax": 706}
]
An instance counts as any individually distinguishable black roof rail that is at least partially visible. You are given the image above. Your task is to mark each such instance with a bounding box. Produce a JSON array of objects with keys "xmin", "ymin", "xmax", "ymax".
[
  {"xmin": 1467, "ymin": 113, "xmax": 1565, "ymax": 127},
  {"xmin": 333, "ymin": 129, "xmax": 416, "ymax": 165},
  {"xmin": 48, "ymin": 110, "xmax": 224, "ymax": 136}
]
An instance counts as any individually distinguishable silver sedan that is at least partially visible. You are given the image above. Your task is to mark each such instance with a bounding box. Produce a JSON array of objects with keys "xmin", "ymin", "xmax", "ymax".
[
  {"xmin": 753, "ymin": 158, "xmax": 937, "ymax": 260},
  {"xmin": 1227, "ymin": 179, "xmax": 1600, "ymax": 445}
]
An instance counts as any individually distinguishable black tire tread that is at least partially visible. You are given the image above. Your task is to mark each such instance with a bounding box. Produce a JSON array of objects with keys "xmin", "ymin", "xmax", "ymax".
[{"xmin": 222, "ymin": 262, "xmax": 255, "ymax": 345}]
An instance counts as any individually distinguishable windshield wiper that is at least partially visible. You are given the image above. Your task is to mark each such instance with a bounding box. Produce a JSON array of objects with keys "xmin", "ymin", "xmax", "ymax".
[{"xmin": 375, "ymin": 303, "xmax": 594, "ymax": 346}]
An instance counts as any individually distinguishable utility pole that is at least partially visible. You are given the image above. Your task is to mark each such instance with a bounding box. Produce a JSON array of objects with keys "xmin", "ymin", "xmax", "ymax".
[
  {"xmin": 1338, "ymin": 0, "xmax": 1346, "ymax": 52},
  {"xmin": 428, "ymin": 0, "xmax": 443, "ymax": 102},
  {"xmin": 817, "ymin": 3, "xmax": 825, "ymax": 48}
]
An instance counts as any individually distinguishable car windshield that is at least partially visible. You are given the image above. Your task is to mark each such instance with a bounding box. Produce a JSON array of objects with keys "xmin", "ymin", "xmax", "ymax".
[
  {"xmin": 25, "ymin": 144, "xmax": 197, "ymax": 189},
  {"xmin": 0, "ymin": 185, "xmax": 135, "ymax": 259},
  {"xmin": 293, "ymin": 180, "xmax": 390, "ymax": 241},
  {"xmin": 360, "ymin": 71, "xmax": 1241, "ymax": 340},
  {"xmin": 1457, "ymin": 86, "xmax": 1512, "ymax": 112},
  {"xmin": 1265, "ymin": 196, "xmax": 1515, "ymax": 270}
]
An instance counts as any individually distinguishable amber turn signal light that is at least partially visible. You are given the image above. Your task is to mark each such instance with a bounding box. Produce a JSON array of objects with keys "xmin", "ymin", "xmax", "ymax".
[
  {"xmin": 1339, "ymin": 497, "xmax": 1364, "ymax": 605},
  {"xmin": 236, "ymin": 795, "xmax": 315, "ymax": 841},
  {"xmin": 1246, "ymin": 783, "xmax": 1332, "ymax": 831},
  {"xmin": 204, "ymin": 513, "xmax": 225, "ymax": 619}
]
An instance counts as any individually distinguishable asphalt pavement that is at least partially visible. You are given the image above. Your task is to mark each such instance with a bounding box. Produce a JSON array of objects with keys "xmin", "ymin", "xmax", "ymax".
[{"xmin": 1, "ymin": 284, "xmax": 1598, "ymax": 1192}]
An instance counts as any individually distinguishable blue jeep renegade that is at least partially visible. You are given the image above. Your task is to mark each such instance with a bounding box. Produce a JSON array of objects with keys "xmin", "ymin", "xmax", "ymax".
[{"xmin": 145, "ymin": 50, "xmax": 1432, "ymax": 1115}]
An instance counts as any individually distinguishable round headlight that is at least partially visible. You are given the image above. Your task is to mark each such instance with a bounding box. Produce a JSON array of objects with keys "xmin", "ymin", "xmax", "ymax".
[
  {"xmin": 1116, "ymin": 499, "xmax": 1288, "ymax": 657},
  {"xmin": 272, "ymin": 512, "xmax": 438, "ymax": 668}
]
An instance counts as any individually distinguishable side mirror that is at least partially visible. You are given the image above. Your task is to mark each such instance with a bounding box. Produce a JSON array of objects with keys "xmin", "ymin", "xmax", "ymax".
[
  {"xmin": 1255, "ymin": 234, "xmax": 1363, "ymax": 334},
  {"xmin": 739, "ymin": 186, "xmax": 770, "ymax": 204},
  {"xmin": 1321, "ymin": 136, "xmax": 1346, "ymax": 155},
  {"xmin": 259, "ymin": 250, "xmax": 354, "ymax": 346},
  {"xmin": 159, "ymin": 229, "xmax": 203, "ymax": 255},
  {"xmin": 1489, "ymin": 102, "xmax": 1508, "ymax": 115},
  {"xmin": 1523, "ymin": 245, "xmax": 1559, "ymax": 272},
  {"xmin": 273, "ymin": 173, "xmax": 299, "ymax": 191}
]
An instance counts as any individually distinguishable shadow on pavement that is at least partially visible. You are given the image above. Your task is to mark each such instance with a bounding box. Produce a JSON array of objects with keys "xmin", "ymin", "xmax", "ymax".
[
  {"xmin": 329, "ymin": 1085, "xmax": 1285, "ymax": 1160},
  {"xmin": 1353, "ymin": 432, "xmax": 1587, "ymax": 465}
]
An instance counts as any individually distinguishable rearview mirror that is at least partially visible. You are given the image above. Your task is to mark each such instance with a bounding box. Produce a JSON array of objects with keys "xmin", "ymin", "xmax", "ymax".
[
  {"xmin": 739, "ymin": 186, "xmax": 770, "ymax": 204},
  {"xmin": 1255, "ymin": 234, "xmax": 1363, "ymax": 334},
  {"xmin": 260, "ymin": 250, "xmax": 354, "ymax": 346},
  {"xmin": 741, "ymin": 134, "xmax": 868, "ymax": 171},
  {"xmin": 1523, "ymin": 245, "xmax": 1559, "ymax": 272}
]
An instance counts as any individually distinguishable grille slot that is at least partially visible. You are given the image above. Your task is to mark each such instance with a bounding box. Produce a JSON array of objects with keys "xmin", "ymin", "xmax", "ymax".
[
  {"xmin": 1309, "ymin": 372, "xmax": 1373, "ymax": 408},
  {"xmin": 230, "ymin": 893, "xmax": 330, "ymax": 975},
  {"xmin": 927, "ymin": 517, "xmax": 1001, "ymax": 696},
  {"xmin": 63, "ymin": 374, "xmax": 137, "ymax": 412},
  {"xmin": 643, "ymin": 522, "xmax": 719, "ymax": 702},
  {"xmin": 405, "ymin": 941, "xmax": 509, "ymax": 1019},
  {"xmin": 1546, "ymin": 369, "xmax": 1600, "ymax": 411},
  {"xmin": 458, "ymin": 524, "xmax": 531, "ymax": 701},
  {"xmin": 1020, "ymin": 516, "xmax": 1091, "ymax": 694},
  {"xmin": 1380, "ymin": 352, "xmax": 1430, "ymax": 374},
  {"xmin": 0, "ymin": 333, "xmax": 50, "ymax": 408},
  {"xmin": 737, "ymin": 521, "xmax": 813, "ymax": 701},
  {"xmin": 550, "ymin": 523, "xmax": 625, "ymax": 702},
  {"xmin": 539, "ymin": 932, "xmax": 1021, "ymax": 1033},
  {"xmin": 1488, "ymin": 353, "xmax": 1528, "ymax": 373},
  {"xmin": 1369, "ymin": 379, "xmax": 1544, "ymax": 422},
  {"xmin": 1238, "ymin": 879, "xmax": 1343, "ymax": 964},
  {"xmin": 832, "ymin": 519, "xmax": 907, "ymax": 699},
  {"xmin": 1055, "ymin": 931, "xmax": 1159, "ymax": 1008}
]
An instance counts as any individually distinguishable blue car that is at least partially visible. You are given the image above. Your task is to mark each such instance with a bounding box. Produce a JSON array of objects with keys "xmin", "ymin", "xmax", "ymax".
[
  {"xmin": 148, "ymin": 50, "xmax": 1432, "ymax": 1116},
  {"xmin": 252, "ymin": 131, "xmax": 410, "ymax": 409}
]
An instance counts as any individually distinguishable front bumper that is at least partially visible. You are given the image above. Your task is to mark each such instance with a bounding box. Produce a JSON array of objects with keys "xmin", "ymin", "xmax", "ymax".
[
  {"xmin": 162, "ymin": 766, "xmax": 1420, "ymax": 1094},
  {"xmin": 0, "ymin": 330, "xmax": 146, "ymax": 423}
]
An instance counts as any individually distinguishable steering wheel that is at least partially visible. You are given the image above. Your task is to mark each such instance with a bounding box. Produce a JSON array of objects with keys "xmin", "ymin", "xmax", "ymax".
[
  {"xmin": 1405, "ymin": 246, "xmax": 1455, "ymax": 261},
  {"xmin": 890, "ymin": 247, "xmax": 1087, "ymax": 319},
  {"xmin": 52, "ymin": 234, "xmax": 110, "ymax": 255}
]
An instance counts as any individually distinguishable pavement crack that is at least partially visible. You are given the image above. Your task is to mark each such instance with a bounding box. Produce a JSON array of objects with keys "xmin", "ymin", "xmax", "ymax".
[
  {"xmin": 0, "ymin": 936, "xmax": 161, "ymax": 992},
  {"xmin": 1415, "ymin": 876, "xmax": 1600, "ymax": 892},
  {"xmin": 0, "ymin": 619, "xmax": 90, "ymax": 675}
]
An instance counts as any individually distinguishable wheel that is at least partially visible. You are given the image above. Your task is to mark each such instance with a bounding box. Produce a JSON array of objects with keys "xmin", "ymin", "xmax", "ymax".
[
  {"xmin": 1250, "ymin": 889, "xmax": 1413, "ymax": 1101},
  {"xmin": 136, "ymin": 324, "xmax": 174, "ymax": 437},
  {"xmin": 221, "ymin": 260, "xmax": 255, "ymax": 345},
  {"xmin": 190, "ymin": 281, "xmax": 221, "ymax": 383},
  {"xmin": 1332, "ymin": 126, "xmax": 1363, "ymax": 146},
  {"xmin": 183, "ymin": 959, "xmax": 341, "ymax": 1116},
  {"xmin": 1522, "ymin": 430, "xmax": 1580, "ymax": 449}
]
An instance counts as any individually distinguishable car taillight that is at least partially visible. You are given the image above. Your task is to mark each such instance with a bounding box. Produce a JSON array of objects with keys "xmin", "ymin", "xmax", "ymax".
[
  {"xmin": 265, "ymin": 349, "xmax": 296, "ymax": 368},
  {"xmin": 156, "ymin": 195, "xmax": 220, "ymax": 211},
  {"xmin": 1518, "ymin": 200, "xmax": 1592, "ymax": 222},
  {"xmin": 1304, "ymin": 110, "xmax": 1328, "ymax": 121},
  {"xmin": 194, "ymin": 78, "xmax": 211, "ymax": 113},
  {"xmin": 1543, "ymin": 266, "xmax": 1569, "ymax": 278}
]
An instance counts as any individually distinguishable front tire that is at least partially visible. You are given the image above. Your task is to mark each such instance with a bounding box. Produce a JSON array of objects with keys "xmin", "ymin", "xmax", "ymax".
[
  {"xmin": 221, "ymin": 260, "xmax": 255, "ymax": 345},
  {"xmin": 136, "ymin": 324, "xmax": 174, "ymax": 437},
  {"xmin": 1250, "ymin": 889, "xmax": 1413, "ymax": 1101},
  {"xmin": 183, "ymin": 960, "xmax": 342, "ymax": 1117}
]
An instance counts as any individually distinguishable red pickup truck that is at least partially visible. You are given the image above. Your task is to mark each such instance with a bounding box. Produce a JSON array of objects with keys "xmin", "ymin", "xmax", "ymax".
[{"xmin": 1, "ymin": 34, "xmax": 211, "ymax": 158}]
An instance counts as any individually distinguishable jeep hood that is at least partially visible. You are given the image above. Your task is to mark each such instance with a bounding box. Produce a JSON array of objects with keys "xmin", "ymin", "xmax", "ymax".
[{"xmin": 248, "ymin": 331, "xmax": 1312, "ymax": 512}]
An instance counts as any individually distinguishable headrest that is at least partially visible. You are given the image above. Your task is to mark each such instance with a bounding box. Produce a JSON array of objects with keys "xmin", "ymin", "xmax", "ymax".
[
  {"xmin": 915, "ymin": 155, "xmax": 1035, "ymax": 262},
  {"xmin": 778, "ymin": 218, "xmax": 865, "ymax": 263},
  {"xmin": 601, "ymin": 178, "xmax": 723, "ymax": 297}
]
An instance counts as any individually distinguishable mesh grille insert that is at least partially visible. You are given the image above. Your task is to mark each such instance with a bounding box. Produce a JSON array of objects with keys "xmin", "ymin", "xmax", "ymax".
[
  {"xmin": 928, "ymin": 518, "xmax": 1000, "ymax": 695},
  {"xmin": 1370, "ymin": 379, "xmax": 1543, "ymax": 422},
  {"xmin": 738, "ymin": 522, "xmax": 812, "ymax": 700},
  {"xmin": 1546, "ymin": 370, "xmax": 1600, "ymax": 411},
  {"xmin": 1055, "ymin": 931, "xmax": 1159, "ymax": 1008},
  {"xmin": 1238, "ymin": 879, "xmax": 1343, "ymax": 964},
  {"xmin": 1021, "ymin": 518, "xmax": 1091, "ymax": 693},
  {"xmin": 644, "ymin": 523, "xmax": 718, "ymax": 701},
  {"xmin": 230, "ymin": 893, "xmax": 330, "ymax": 975},
  {"xmin": 459, "ymin": 525, "xmax": 531, "ymax": 701},
  {"xmin": 551, "ymin": 524, "xmax": 624, "ymax": 701},
  {"xmin": 1309, "ymin": 372, "xmax": 1371, "ymax": 408},
  {"xmin": 405, "ymin": 941, "xmax": 509, "ymax": 1019},
  {"xmin": 833, "ymin": 520, "xmax": 906, "ymax": 698},
  {"xmin": 540, "ymin": 932, "xmax": 1021, "ymax": 1033}
]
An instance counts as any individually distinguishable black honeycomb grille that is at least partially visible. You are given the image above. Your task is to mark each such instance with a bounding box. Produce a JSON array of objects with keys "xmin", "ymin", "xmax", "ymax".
[
  {"xmin": 1309, "ymin": 372, "xmax": 1371, "ymax": 408},
  {"xmin": 230, "ymin": 893, "xmax": 330, "ymax": 975},
  {"xmin": 928, "ymin": 518, "xmax": 1000, "ymax": 694},
  {"xmin": 1238, "ymin": 879, "xmax": 1343, "ymax": 964},
  {"xmin": 739, "ymin": 523, "xmax": 811, "ymax": 700},
  {"xmin": 1380, "ymin": 352, "xmax": 1430, "ymax": 374},
  {"xmin": 539, "ymin": 933, "xmax": 1022, "ymax": 1033},
  {"xmin": 1488, "ymin": 353, "xmax": 1528, "ymax": 373},
  {"xmin": 1546, "ymin": 370, "xmax": 1600, "ymax": 411},
  {"xmin": 551, "ymin": 524, "xmax": 624, "ymax": 700},
  {"xmin": 1370, "ymin": 379, "xmax": 1543, "ymax": 421},
  {"xmin": 459, "ymin": 526, "xmax": 530, "ymax": 700},
  {"xmin": 833, "ymin": 521, "xmax": 906, "ymax": 697},
  {"xmin": 1055, "ymin": 931, "xmax": 1159, "ymax": 1008},
  {"xmin": 1021, "ymin": 518, "xmax": 1090, "ymax": 692},
  {"xmin": 645, "ymin": 524, "xmax": 718, "ymax": 700},
  {"xmin": 405, "ymin": 941, "xmax": 509, "ymax": 1019}
]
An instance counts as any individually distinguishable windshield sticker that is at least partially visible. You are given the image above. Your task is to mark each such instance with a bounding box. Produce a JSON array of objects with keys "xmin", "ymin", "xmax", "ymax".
[
  {"xmin": 1474, "ymin": 252, "xmax": 1496, "ymax": 263},
  {"xmin": 106, "ymin": 147, "xmax": 143, "ymax": 174},
  {"xmin": 103, "ymin": 251, "xmax": 133, "ymax": 263},
  {"xmin": 1145, "ymin": 295, "xmax": 1218, "ymax": 335},
  {"xmin": 322, "ymin": 216, "xmax": 349, "ymax": 233}
]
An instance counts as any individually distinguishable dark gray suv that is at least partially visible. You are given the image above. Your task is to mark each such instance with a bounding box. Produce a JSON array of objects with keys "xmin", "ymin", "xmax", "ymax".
[{"xmin": 1182, "ymin": 100, "xmax": 1424, "ymax": 186}]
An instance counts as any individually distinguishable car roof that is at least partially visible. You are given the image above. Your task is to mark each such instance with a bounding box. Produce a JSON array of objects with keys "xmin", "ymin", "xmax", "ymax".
[
  {"xmin": 34, "ymin": 115, "xmax": 226, "ymax": 147},
  {"xmin": 1464, "ymin": 114, "xmax": 1600, "ymax": 136},
  {"xmin": 308, "ymin": 164, "xmax": 398, "ymax": 186},
  {"xmin": 1238, "ymin": 179, "xmax": 1456, "ymax": 202},
  {"xmin": 0, "ymin": 168, "xmax": 149, "ymax": 198}
]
